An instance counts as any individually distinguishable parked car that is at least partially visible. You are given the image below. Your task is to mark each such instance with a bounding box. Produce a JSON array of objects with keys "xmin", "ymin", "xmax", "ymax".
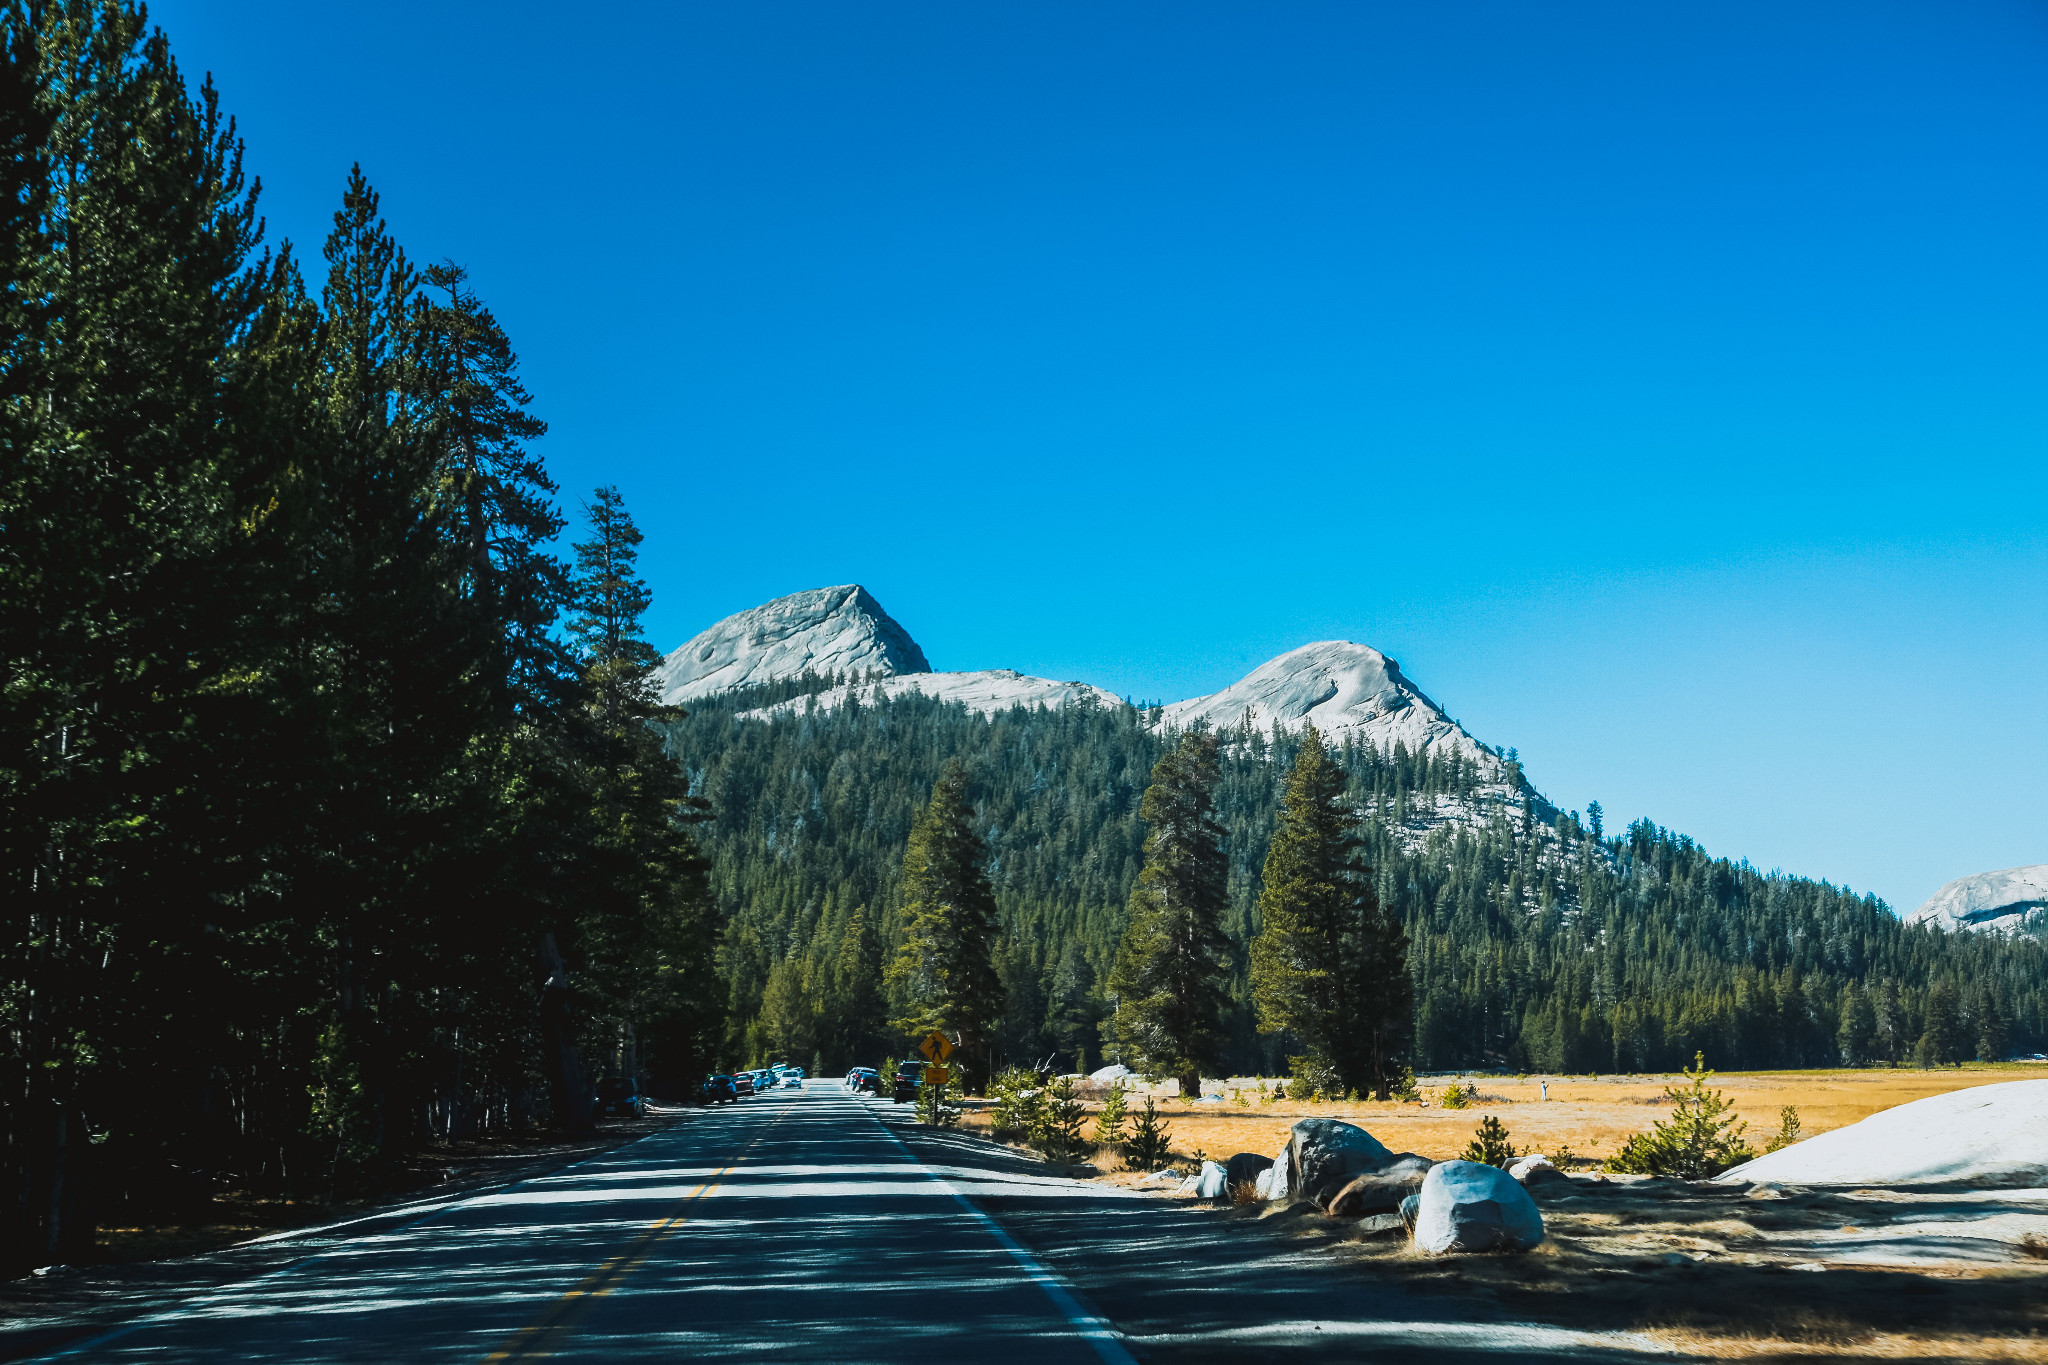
[
  {"xmin": 892, "ymin": 1063, "xmax": 923, "ymax": 1104},
  {"xmin": 595, "ymin": 1077, "xmax": 646, "ymax": 1118},
  {"xmin": 847, "ymin": 1067, "xmax": 879, "ymax": 1094},
  {"xmin": 700, "ymin": 1073, "xmax": 737, "ymax": 1105},
  {"xmin": 732, "ymin": 1071, "xmax": 755, "ymax": 1097}
]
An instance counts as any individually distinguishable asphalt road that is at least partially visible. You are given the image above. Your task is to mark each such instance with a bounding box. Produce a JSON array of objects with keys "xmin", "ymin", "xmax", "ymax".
[{"xmin": 22, "ymin": 1086, "xmax": 1675, "ymax": 1363}]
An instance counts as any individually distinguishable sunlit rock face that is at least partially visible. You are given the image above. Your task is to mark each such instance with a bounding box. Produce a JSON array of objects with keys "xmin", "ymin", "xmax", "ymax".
[
  {"xmin": 653, "ymin": 584, "xmax": 930, "ymax": 705},
  {"xmin": 735, "ymin": 669, "xmax": 1123, "ymax": 722},
  {"xmin": 1908, "ymin": 865, "xmax": 2048, "ymax": 936},
  {"xmin": 1156, "ymin": 640, "xmax": 1496, "ymax": 772}
]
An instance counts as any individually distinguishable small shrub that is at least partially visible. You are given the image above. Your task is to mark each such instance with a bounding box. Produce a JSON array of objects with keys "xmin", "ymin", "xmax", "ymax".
[
  {"xmin": 1764, "ymin": 1105, "xmax": 1802, "ymax": 1153},
  {"xmin": 1091, "ymin": 1082, "xmax": 1129, "ymax": 1148},
  {"xmin": 989, "ymin": 1067, "xmax": 1043, "ymax": 1138},
  {"xmin": 1031, "ymin": 1076, "xmax": 1089, "ymax": 1162},
  {"xmin": 1389, "ymin": 1067, "xmax": 1421, "ymax": 1103},
  {"xmin": 1345, "ymin": 1088, "xmax": 1359, "ymax": 1102},
  {"xmin": 1230, "ymin": 1179, "xmax": 1263, "ymax": 1206},
  {"xmin": 1288, "ymin": 1054, "xmax": 1339, "ymax": 1102},
  {"xmin": 1460, "ymin": 1115, "xmax": 1517, "ymax": 1167},
  {"xmin": 1602, "ymin": 1052, "xmax": 1754, "ymax": 1179},
  {"xmin": 1440, "ymin": 1081, "xmax": 1471, "ymax": 1110},
  {"xmin": 1550, "ymin": 1142, "xmax": 1580, "ymax": 1168},
  {"xmin": 1123, "ymin": 1095, "xmax": 1174, "ymax": 1171}
]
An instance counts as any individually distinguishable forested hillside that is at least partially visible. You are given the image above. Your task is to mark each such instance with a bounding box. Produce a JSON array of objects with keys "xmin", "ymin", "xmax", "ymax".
[
  {"xmin": 2, "ymin": 4, "xmax": 716, "ymax": 1274},
  {"xmin": 666, "ymin": 680, "xmax": 2048, "ymax": 1079}
]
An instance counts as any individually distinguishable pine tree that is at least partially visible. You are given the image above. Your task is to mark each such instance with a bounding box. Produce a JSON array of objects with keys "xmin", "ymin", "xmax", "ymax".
[
  {"xmin": 1248, "ymin": 727, "xmax": 1411, "ymax": 1098},
  {"xmin": 1973, "ymin": 987, "xmax": 2007, "ymax": 1063},
  {"xmin": 1461, "ymin": 1115, "xmax": 1517, "ymax": 1167},
  {"xmin": 1918, "ymin": 981, "xmax": 1966, "ymax": 1068},
  {"xmin": 568, "ymin": 485, "xmax": 659, "ymax": 731},
  {"xmin": 563, "ymin": 486, "xmax": 718, "ymax": 1109},
  {"xmin": 887, "ymin": 763, "xmax": 1003, "ymax": 1090},
  {"xmin": 1108, "ymin": 732, "xmax": 1232, "ymax": 1101},
  {"xmin": 1836, "ymin": 981, "xmax": 1875, "ymax": 1066},
  {"xmin": 414, "ymin": 260, "xmax": 563, "ymax": 715},
  {"xmin": 828, "ymin": 905, "xmax": 886, "ymax": 1068},
  {"xmin": 1044, "ymin": 941, "xmax": 1102, "ymax": 1073}
]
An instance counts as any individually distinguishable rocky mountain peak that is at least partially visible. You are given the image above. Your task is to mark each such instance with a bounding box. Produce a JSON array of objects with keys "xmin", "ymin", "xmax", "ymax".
[
  {"xmin": 1156, "ymin": 640, "xmax": 1496, "ymax": 772},
  {"xmin": 653, "ymin": 584, "xmax": 930, "ymax": 706},
  {"xmin": 1908, "ymin": 865, "xmax": 2048, "ymax": 936}
]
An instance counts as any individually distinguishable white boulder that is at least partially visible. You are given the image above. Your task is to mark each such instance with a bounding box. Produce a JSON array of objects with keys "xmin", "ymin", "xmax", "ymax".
[
  {"xmin": 1507, "ymin": 1154, "xmax": 1557, "ymax": 1182},
  {"xmin": 1177, "ymin": 1160, "xmax": 1228, "ymax": 1200},
  {"xmin": 1716, "ymin": 1079, "xmax": 2048, "ymax": 1187},
  {"xmin": 1253, "ymin": 1138, "xmax": 1296, "ymax": 1202},
  {"xmin": 1089, "ymin": 1064, "xmax": 1132, "ymax": 1084},
  {"xmin": 1413, "ymin": 1160, "xmax": 1546, "ymax": 1254}
]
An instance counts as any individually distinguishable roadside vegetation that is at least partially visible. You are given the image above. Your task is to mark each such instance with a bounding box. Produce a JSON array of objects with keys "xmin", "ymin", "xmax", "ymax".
[
  {"xmin": 2, "ymin": 3, "xmax": 718, "ymax": 1274},
  {"xmin": 955, "ymin": 1063, "xmax": 2048, "ymax": 1174}
]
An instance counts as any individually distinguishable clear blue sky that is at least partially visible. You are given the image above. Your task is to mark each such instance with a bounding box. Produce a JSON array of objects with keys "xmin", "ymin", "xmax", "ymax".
[{"xmin": 152, "ymin": 1, "xmax": 2046, "ymax": 914}]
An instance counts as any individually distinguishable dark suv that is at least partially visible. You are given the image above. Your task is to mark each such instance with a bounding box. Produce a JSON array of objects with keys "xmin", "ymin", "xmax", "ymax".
[
  {"xmin": 699, "ymin": 1073, "xmax": 737, "ymax": 1105},
  {"xmin": 595, "ymin": 1077, "xmax": 646, "ymax": 1118},
  {"xmin": 732, "ymin": 1071, "xmax": 755, "ymax": 1097},
  {"xmin": 892, "ymin": 1063, "xmax": 923, "ymax": 1104}
]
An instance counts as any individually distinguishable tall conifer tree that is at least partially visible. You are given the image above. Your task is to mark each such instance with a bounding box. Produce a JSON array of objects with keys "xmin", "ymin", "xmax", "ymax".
[
  {"xmin": 1249, "ymin": 726, "xmax": 1411, "ymax": 1098},
  {"xmin": 888, "ymin": 762, "xmax": 1003, "ymax": 1089},
  {"xmin": 1108, "ymin": 731, "xmax": 1231, "ymax": 1099}
]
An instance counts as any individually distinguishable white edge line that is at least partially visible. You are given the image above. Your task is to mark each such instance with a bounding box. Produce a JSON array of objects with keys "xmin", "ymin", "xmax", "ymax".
[{"xmin": 863, "ymin": 1095, "xmax": 1139, "ymax": 1365}]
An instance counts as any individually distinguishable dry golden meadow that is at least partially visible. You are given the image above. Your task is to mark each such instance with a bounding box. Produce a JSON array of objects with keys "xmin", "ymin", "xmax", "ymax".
[
  {"xmin": 954, "ymin": 1065, "xmax": 2048, "ymax": 1359},
  {"xmin": 963, "ymin": 1061, "xmax": 2048, "ymax": 1170}
]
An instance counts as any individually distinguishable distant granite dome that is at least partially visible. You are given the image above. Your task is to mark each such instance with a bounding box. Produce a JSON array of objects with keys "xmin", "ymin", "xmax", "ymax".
[
  {"xmin": 1156, "ymin": 640, "xmax": 1497, "ymax": 772},
  {"xmin": 653, "ymin": 585, "xmax": 930, "ymax": 706},
  {"xmin": 1908, "ymin": 865, "xmax": 2048, "ymax": 936}
]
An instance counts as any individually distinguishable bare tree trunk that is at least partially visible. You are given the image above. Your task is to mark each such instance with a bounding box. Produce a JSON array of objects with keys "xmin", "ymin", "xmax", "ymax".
[{"xmin": 536, "ymin": 934, "xmax": 593, "ymax": 1133}]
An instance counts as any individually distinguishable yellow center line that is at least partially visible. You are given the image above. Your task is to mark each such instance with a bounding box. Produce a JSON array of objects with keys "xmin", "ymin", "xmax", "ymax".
[{"xmin": 480, "ymin": 1105, "xmax": 791, "ymax": 1362}]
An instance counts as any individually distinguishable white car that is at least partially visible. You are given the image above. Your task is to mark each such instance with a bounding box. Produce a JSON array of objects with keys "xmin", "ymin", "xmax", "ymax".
[{"xmin": 783, "ymin": 1067, "xmax": 805, "ymax": 1088}]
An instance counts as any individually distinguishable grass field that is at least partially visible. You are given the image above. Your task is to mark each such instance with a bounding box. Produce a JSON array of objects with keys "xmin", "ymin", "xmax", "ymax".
[{"xmin": 959, "ymin": 1062, "xmax": 2048, "ymax": 1171}]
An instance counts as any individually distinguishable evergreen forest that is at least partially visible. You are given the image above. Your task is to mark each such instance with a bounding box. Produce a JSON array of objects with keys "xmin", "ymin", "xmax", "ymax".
[
  {"xmin": 668, "ymin": 681, "xmax": 2048, "ymax": 1084},
  {"xmin": 2, "ymin": 3, "xmax": 717, "ymax": 1273}
]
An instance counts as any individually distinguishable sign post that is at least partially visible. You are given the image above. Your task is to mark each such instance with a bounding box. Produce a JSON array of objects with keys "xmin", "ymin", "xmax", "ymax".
[{"xmin": 918, "ymin": 1031, "xmax": 955, "ymax": 1087}]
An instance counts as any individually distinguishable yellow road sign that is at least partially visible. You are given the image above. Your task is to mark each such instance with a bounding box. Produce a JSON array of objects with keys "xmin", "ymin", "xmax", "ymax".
[
  {"xmin": 922, "ymin": 1064, "xmax": 950, "ymax": 1086},
  {"xmin": 919, "ymin": 1030, "xmax": 955, "ymax": 1063}
]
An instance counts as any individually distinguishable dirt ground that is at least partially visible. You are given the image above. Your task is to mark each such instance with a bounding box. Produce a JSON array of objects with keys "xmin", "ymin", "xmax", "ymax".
[
  {"xmin": 1203, "ymin": 1174, "xmax": 2048, "ymax": 1359},
  {"xmin": 954, "ymin": 1062, "xmax": 2048, "ymax": 1171}
]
